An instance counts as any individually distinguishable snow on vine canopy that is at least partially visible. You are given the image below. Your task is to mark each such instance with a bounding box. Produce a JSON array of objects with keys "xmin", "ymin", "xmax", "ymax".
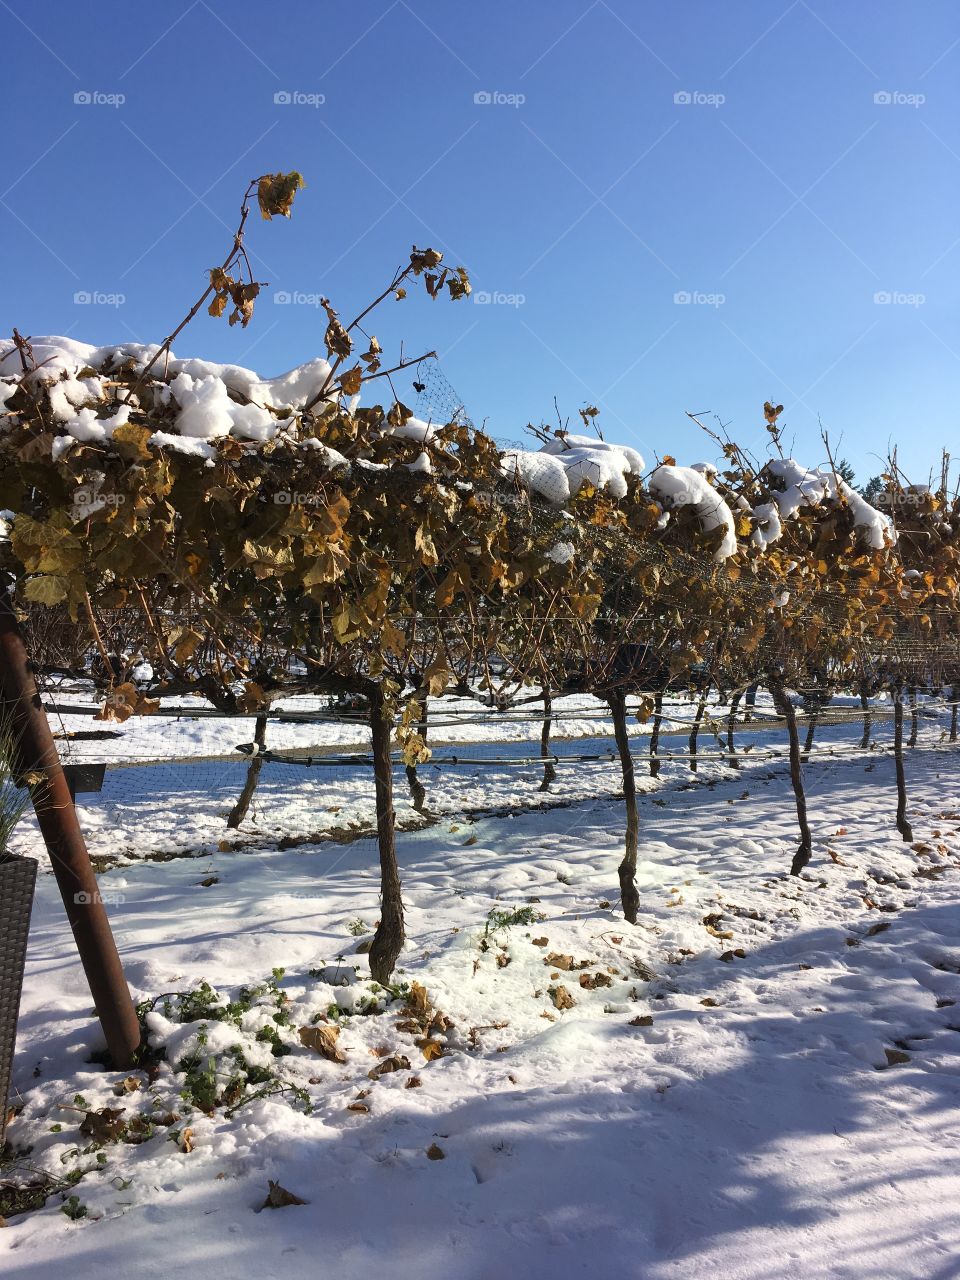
[
  {"xmin": 649, "ymin": 463, "xmax": 737, "ymax": 561},
  {"xmin": 502, "ymin": 434, "xmax": 645, "ymax": 504},
  {"xmin": 764, "ymin": 458, "xmax": 895, "ymax": 551},
  {"xmin": 0, "ymin": 336, "xmax": 344, "ymax": 459}
]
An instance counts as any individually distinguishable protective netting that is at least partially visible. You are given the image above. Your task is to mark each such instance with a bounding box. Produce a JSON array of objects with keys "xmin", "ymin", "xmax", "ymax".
[
  {"xmin": 14, "ymin": 684, "xmax": 958, "ymax": 870},
  {"xmin": 412, "ymin": 357, "xmax": 475, "ymax": 432}
]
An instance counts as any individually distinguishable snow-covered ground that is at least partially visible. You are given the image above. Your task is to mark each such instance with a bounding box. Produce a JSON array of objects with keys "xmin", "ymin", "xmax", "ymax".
[
  {"xmin": 16, "ymin": 687, "xmax": 939, "ymax": 867},
  {"xmin": 3, "ymin": 708, "xmax": 960, "ymax": 1277}
]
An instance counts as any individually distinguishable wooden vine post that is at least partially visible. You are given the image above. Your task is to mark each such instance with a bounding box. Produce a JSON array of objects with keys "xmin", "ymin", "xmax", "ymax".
[
  {"xmin": 367, "ymin": 686, "xmax": 405, "ymax": 982},
  {"xmin": 608, "ymin": 689, "xmax": 640, "ymax": 923},
  {"xmin": 0, "ymin": 585, "xmax": 140, "ymax": 1067},
  {"xmin": 771, "ymin": 680, "xmax": 813, "ymax": 876},
  {"xmin": 893, "ymin": 679, "xmax": 914, "ymax": 842}
]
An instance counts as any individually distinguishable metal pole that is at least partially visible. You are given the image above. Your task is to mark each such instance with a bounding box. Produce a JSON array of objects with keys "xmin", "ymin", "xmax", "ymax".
[{"xmin": 0, "ymin": 585, "xmax": 140, "ymax": 1067}]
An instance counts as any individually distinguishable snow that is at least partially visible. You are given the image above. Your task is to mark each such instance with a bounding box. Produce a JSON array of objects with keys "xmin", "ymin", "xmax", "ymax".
[
  {"xmin": 538, "ymin": 433, "xmax": 644, "ymax": 500},
  {"xmin": 0, "ymin": 337, "xmax": 337, "ymax": 453},
  {"xmin": 147, "ymin": 431, "xmax": 216, "ymax": 460},
  {"xmin": 385, "ymin": 416, "xmax": 438, "ymax": 445},
  {"xmin": 0, "ymin": 338, "xmax": 336, "ymax": 415},
  {"xmin": 405, "ymin": 451, "xmax": 433, "ymax": 474},
  {"xmin": 170, "ymin": 371, "xmax": 240, "ymax": 439},
  {"xmin": 546, "ymin": 540, "xmax": 576, "ymax": 564},
  {"xmin": 649, "ymin": 463, "xmax": 738, "ymax": 560},
  {"xmin": 47, "ymin": 375, "xmax": 104, "ymax": 423},
  {"xmin": 4, "ymin": 708, "xmax": 960, "ymax": 1278},
  {"xmin": 750, "ymin": 499, "xmax": 783, "ymax": 550},
  {"xmin": 62, "ymin": 403, "xmax": 132, "ymax": 448},
  {"xmin": 767, "ymin": 459, "xmax": 895, "ymax": 551},
  {"xmin": 503, "ymin": 434, "xmax": 644, "ymax": 505},
  {"xmin": 501, "ymin": 449, "xmax": 572, "ymax": 504}
]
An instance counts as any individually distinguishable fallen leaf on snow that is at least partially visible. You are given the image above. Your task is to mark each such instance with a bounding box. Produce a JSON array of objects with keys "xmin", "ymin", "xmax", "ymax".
[
  {"xmin": 426, "ymin": 1143, "xmax": 445, "ymax": 1160},
  {"xmin": 263, "ymin": 1180, "xmax": 308, "ymax": 1208},
  {"xmin": 368, "ymin": 1054, "xmax": 411, "ymax": 1080},
  {"xmin": 866, "ymin": 921, "xmax": 892, "ymax": 937},
  {"xmin": 79, "ymin": 1107, "xmax": 125, "ymax": 1143},
  {"xmin": 299, "ymin": 1024, "xmax": 346, "ymax": 1064}
]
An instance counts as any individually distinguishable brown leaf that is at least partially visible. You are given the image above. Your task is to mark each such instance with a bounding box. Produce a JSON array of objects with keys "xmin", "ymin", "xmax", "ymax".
[
  {"xmin": 405, "ymin": 1076, "xmax": 422, "ymax": 1089},
  {"xmin": 180, "ymin": 1127, "xmax": 194, "ymax": 1153},
  {"xmin": 550, "ymin": 985, "xmax": 575, "ymax": 1011},
  {"xmin": 629, "ymin": 1015, "xmax": 654, "ymax": 1027},
  {"xmin": 79, "ymin": 1107, "xmax": 126, "ymax": 1143},
  {"xmin": 579, "ymin": 972, "xmax": 613, "ymax": 990},
  {"xmin": 263, "ymin": 1179, "xmax": 308, "ymax": 1208},
  {"xmin": 257, "ymin": 171, "xmax": 305, "ymax": 220},
  {"xmin": 299, "ymin": 1023, "xmax": 346, "ymax": 1063},
  {"xmin": 111, "ymin": 422, "xmax": 153, "ymax": 460},
  {"xmin": 406, "ymin": 982, "xmax": 431, "ymax": 1018},
  {"xmin": 426, "ymin": 1143, "xmax": 445, "ymax": 1160},
  {"xmin": 368, "ymin": 1054, "xmax": 411, "ymax": 1080},
  {"xmin": 545, "ymin": 953, "xmax": 574, "ymax": 971}
]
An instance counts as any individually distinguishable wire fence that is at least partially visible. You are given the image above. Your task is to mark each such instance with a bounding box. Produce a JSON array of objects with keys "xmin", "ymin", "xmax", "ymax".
[{"xmin": 11, "ymin": 684, "xmax": 956, "ymax": 870}]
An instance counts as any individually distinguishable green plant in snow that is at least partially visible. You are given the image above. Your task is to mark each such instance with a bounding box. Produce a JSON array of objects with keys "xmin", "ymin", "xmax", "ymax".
[
  {"xmin": 61, "ymin": 1194, "xmax": 87, "ymax": 1220},
  {"xmin": 484, "ymin": 905, "xmax": 547, "ymax": 937}
]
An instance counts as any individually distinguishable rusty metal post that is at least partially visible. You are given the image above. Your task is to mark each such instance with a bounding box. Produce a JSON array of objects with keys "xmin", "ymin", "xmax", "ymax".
[{"xmin": 0, "ymin": 585, "xmax": 140, "ymax": 1067}]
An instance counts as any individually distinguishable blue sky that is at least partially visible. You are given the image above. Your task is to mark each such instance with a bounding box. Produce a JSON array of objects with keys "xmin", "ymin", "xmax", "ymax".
[{"xmin": 2, "ymin": 1, "xmax": 958, "ymax": 483}]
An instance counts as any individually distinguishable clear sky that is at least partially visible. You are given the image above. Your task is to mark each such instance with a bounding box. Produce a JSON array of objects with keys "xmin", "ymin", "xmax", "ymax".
[{"xmin": 2, "ymin": 1, "xmax": 958, "ymax": 484}]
